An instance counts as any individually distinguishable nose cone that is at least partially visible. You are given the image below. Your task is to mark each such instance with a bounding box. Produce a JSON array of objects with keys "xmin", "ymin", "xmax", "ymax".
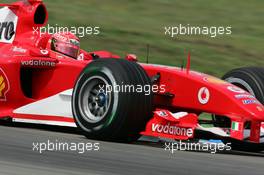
[{"xmin": 247, "ymin": 105, "xmax": 264, "ymax": 121}]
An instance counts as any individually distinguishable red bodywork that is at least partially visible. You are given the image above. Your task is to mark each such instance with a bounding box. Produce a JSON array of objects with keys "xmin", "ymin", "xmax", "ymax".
[{"xmin": 0, "ymin": 0, "xmax": 264, "ymax": 143}]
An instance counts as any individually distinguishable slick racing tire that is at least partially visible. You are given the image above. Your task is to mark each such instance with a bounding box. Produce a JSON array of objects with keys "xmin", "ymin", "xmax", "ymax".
[
  {"xmin": 72, "ymin": 59, "xmax": 153, "ymax": 142},
  {"xmin": 214, "ymin": 67, "xmax": 264, "ymax": 152},
  {"xmin": 223, "ymin": 67, "xmax": 264, "ymax": 103},
  {"xmin": 213, "ymin": 67, "xmax": 264, "ymax": 127}
]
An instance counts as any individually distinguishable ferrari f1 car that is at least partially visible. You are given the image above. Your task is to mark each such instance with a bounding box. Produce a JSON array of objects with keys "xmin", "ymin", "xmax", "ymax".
[{"xmin": 0, "ymin": 0, "xmax": 264, "ymax": 151}]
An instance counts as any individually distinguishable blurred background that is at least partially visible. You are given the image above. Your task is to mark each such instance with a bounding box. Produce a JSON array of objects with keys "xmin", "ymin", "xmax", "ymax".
[{"xmin": 3, "ymin": 0, "xmax": 264, "ymax": 76}]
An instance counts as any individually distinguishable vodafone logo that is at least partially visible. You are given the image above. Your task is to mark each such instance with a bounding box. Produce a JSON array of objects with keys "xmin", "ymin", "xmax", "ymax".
[
  {"xmin": 152, "ymin": 123, "xmax": 193, "ymax": 137},
  {"xmin": 77, "ymin": 53, "xmax": 84, "ymax": 60},
  {"xmin": 198, "ymin": 87, "xmax": 210, "ymax": 104},
  {"xmin": 40, "ymin": 49, "xmax": 49, "ymax": 55}
]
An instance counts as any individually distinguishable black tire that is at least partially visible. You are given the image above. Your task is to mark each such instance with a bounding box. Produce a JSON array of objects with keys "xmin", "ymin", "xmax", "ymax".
[
  {"xmin": 223, "ymin": 67, "xmax": 264, "ymax": 103},
  {"xmin": 213, "ymin": 67, "xmax": 264, "ymax": 127},
  {"xmin": 72, "ymin": 59, "xmax": 153, "ymax": 142},
  {"xmin": 214, "ymin": 67, "xmax": 264, "ymax": 151}
]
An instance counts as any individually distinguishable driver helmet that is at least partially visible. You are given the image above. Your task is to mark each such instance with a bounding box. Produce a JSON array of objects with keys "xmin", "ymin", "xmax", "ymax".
[{"xmin": 50, "ymin": 32, "xmax": 80, "ymax": 59}]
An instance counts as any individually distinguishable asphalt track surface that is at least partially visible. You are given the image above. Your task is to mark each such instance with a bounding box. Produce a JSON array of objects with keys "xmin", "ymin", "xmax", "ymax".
[{"xmin": 0, "ymin": 122, "xmax": 264, "ymax": 175}]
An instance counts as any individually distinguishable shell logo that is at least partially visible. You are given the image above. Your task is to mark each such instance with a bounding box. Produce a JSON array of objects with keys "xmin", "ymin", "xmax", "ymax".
[{"xmin": 0, "ymin": 68, "xmax": 10, "ymax": 101}]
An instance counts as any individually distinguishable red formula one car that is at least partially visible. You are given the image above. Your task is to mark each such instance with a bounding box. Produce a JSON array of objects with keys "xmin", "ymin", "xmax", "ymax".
[{"xmin": 0, "ymin": 0, "xmax": 264, "ymax": 151}]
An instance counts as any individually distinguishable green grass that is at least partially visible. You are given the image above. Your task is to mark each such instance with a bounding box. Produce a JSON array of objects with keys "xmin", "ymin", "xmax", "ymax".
[{"xmin": 4, "ymin": 0, "xmax": 264, "ymax": 77}]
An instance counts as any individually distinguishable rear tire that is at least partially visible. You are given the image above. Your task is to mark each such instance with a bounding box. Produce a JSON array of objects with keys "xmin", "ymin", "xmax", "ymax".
[{"xmin": 72, "ymin": 59, "xmax": 153, "ymax": 142}]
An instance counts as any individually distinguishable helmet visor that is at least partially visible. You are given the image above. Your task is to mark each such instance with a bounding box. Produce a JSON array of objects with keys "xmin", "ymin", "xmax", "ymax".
[{"xmin": 52, "ymin": 39, "xmax": 80, "ymax": 59}]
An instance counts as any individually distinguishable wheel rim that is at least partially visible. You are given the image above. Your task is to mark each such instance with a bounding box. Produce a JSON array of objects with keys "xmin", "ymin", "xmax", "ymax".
[{"xmin": 78, "ymin": 76, "xmax": 112, "ymax": 123}]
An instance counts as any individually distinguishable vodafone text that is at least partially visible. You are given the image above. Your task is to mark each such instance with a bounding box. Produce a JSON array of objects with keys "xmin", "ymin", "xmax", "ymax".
[{"xmin": 152, "ymin": 123, "xmax": 193, "ymax": 137}]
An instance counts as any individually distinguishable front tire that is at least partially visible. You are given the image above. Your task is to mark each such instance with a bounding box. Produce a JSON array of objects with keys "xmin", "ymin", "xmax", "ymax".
[
  {"xmin": 72, "ymin": 59, "xmax": 153, "ymax": 142},
  {"xmin": 215, "ymin": 67, "xmax": 264, "ymax": 151},
  {"xmin": 223, "ymin": 67, "xmax": 264, "ymax": 103},
  {"xmin": 213, "ymin": 67, "xmax": 264, "ymax": 127}
]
